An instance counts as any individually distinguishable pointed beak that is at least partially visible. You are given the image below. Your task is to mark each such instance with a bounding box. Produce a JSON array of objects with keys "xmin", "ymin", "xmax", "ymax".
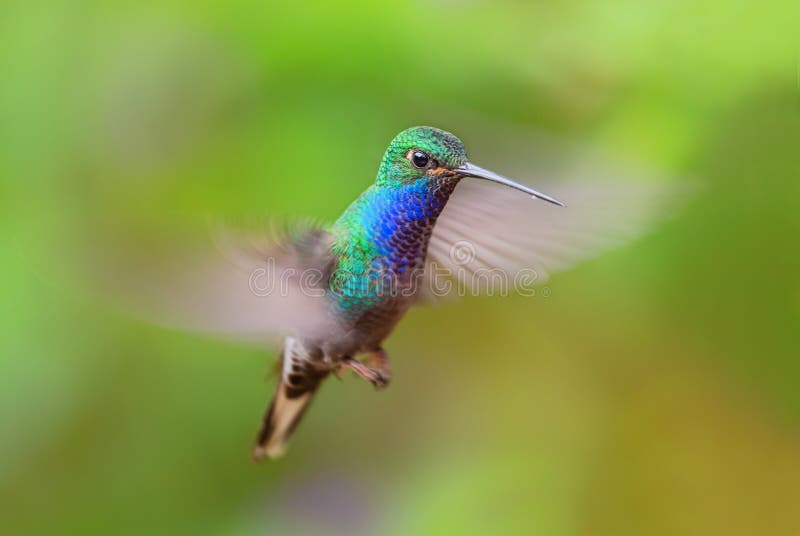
[{"xmin": 455, "ymin": 162, "xmax": 565, "ymax": 207}]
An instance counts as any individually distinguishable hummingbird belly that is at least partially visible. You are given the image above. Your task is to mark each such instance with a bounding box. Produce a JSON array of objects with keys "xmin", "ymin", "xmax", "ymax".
[{"xmin": 317, "ymin": 288, "xmax": 415, "ymax": 358}]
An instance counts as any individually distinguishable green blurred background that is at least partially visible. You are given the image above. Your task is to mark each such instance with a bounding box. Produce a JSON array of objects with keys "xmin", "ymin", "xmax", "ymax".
[{"xmin": 1, "ymin": 1, "xmax": 797, "ymax": 534}]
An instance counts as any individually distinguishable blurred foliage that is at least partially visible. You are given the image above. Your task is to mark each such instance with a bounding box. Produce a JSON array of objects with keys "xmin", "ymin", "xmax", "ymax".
[{"xmin": 0, "ymin": 0, "xmax": 797, "ymax": 535}]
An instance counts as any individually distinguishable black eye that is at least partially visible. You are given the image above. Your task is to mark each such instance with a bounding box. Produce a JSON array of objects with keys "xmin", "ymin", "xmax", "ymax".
[{"xmin": 410, "ymin": 150, "xmax": 430, "ymax": 169}]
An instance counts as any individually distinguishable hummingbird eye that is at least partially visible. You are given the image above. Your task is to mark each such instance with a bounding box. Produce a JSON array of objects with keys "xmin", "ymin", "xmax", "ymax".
[{"xmin": 409, "ymin": 150, "xmax": 432, "ymax": 170}]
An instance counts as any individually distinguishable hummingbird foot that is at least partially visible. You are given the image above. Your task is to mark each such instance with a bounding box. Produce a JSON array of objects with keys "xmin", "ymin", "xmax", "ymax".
[
  {"xmin": 340, "ymin": 350, "xmax": 391, "ymax": 390},
  {"xmin": 362, "ymin": 348, "xmax": 391, "ymax": 385}
]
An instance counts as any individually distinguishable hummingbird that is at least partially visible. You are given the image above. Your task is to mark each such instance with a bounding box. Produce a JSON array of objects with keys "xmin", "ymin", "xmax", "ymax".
[
  {"xmin": 250, "ymin": 125, "xmax": 565, "ymax": 459},
  {"xmin": 132, "ymin": 125, "xmax": 669, "ymax": 459}
]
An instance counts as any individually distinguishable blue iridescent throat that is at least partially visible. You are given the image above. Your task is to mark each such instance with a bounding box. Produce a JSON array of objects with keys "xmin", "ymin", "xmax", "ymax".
[{"xmin": 360, "ymin": 177, "xmax": 458, "ymax": 270}]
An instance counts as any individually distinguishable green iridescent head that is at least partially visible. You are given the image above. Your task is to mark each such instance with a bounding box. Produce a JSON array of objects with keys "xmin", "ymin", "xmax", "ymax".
[
  {"xmin": 376, "ymin": 126, "xmax": 467, "ymax": 186},
  {"xmin": 375, "ymin": 125, "xmax": 565, "ymax": 206}
]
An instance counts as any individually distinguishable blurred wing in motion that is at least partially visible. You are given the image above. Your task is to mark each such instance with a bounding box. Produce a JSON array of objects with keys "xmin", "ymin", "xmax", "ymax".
[
  {"xmin": 111, "ymin": 219, "xmax": 335, "ymax": 344},
  {"xmin": 420, "ymin": 178, "xmax": 677, "ymax": 302}
]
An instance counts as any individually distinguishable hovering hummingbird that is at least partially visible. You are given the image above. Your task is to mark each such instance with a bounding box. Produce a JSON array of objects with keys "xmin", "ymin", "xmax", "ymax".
[
  {"xmin": 251, "ymin": 125, "xmax": 566, "ymax": 460},
  {"xmin": 130, "ymin": 125, "xmax": 669, "ymax": 459}
]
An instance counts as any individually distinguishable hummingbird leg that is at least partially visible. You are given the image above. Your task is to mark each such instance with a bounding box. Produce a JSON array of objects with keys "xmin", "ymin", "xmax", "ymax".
[{"xmin": 340, "ymin": 349, "xmax": 391, "ymax": 390}]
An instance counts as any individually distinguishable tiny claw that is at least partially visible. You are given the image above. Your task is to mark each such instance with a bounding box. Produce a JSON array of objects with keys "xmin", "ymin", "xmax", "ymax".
[
  {"xmin": 341, "ymin": 357, "xmax": 390, "ymax": 389},
  {"xmin": 370, "ymin": 370, "xmax": 390, "ymax": 390},
  {"xmin": 332, "ymin": 365, "xmax": 345, "ymax": 381},
  {"xmin": 363, "ymin": 350, "xmax": 391, "ymax": 389},
  {"xmin": 372, "ymin": 380, "xmax": 386, "ymax": 391}
]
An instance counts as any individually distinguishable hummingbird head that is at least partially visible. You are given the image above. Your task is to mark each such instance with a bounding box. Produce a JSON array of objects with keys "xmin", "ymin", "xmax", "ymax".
[{"xmin": 377, "ymin": 126, "xmax": 564, "ymax": 207}]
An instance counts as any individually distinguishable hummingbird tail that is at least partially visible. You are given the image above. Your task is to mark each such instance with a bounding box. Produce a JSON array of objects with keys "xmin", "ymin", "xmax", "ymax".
[
  {"xmin": 251, "ymin": 379, "xmax": 316, "ymax": 460},
  {"xmin": 252, "ymin": 338, "xmax": 327, "ymax": 460}
]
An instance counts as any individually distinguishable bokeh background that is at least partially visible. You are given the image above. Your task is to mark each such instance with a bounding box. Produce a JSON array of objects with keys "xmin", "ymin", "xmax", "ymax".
[{"xmin": 1, "ymin": 1, "xmax": 797, "ymax": 534}]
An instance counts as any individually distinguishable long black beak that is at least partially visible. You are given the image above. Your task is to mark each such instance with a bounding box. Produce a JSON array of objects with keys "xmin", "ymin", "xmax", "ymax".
[{"xmin": 455, "ymin": 162, "xmax": 565, "ymax": 207}]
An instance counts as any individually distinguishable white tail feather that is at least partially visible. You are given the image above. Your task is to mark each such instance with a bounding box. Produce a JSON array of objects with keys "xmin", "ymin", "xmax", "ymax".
[{"xmin": 252, "ymin": 337, "xmax": 324, "ymax": 460}]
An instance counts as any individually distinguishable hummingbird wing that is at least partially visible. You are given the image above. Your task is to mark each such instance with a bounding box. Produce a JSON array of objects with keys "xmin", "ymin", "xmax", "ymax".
[
  {"xmin": 108, "ymin": 218, "xmax": 335, "ymax": 344},
  {"xmin": 419, "ymin": 178, "xmax": 678, "ymax": 302}
]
